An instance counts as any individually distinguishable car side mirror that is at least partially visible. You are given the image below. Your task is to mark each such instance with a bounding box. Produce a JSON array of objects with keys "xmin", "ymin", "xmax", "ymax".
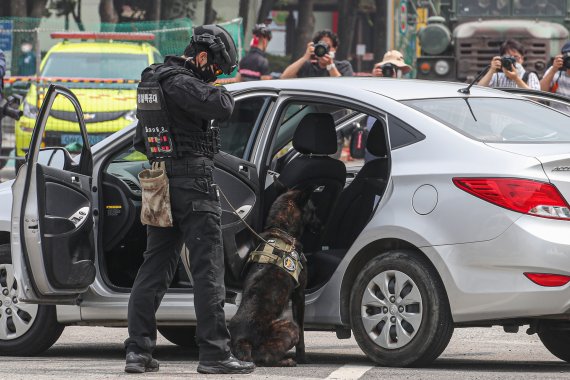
[
  {"xmin": 37, "ymin": 147, "xmax": 72, "ymax": 170},
  {"xmin": 10, "ymin": 80, "xmax": 32, "ymax": 97}
]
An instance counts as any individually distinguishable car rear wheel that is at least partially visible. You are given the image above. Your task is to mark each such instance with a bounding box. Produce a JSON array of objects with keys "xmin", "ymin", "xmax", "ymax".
[
  {"xmin": 350, "ymin": 250, "xmax": 453, "ymax": 367},
  {"xmin": 158, "ymin": 326, "xmax": 199, "ymax": 348},
  {"xmin": 538, "ymin": 321, "xmax": 570, "ymax": 362},
  {"xmin": 0, "ymin": 244, "xmax": 64, "ymax": 356}
]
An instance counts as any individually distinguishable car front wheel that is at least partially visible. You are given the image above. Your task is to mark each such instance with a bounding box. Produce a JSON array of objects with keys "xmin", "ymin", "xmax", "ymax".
[
  {"xmin": 0, "ymin": 244, "xmax": 64, "ymax": 356},
  {"xmin": 350, "ymin": 250, "xmax": 453, "ymax": 367},
  {"xmin": 158, "ymin": 326, "xmax": 199, "ymax": 349}
]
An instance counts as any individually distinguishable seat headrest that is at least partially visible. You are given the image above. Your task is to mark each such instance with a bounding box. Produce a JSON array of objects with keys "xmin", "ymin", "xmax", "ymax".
[
  {"xmin": 293, "ymin": 113, "xmax": 338, "ymax": 155},
  {"xmin": 367, "ymin": 120, "xmax": 387, "ymax": 157}
]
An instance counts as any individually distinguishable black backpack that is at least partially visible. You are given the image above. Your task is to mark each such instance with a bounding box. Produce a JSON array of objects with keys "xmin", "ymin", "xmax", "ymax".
[{"xmin": 522, "ymin": 70, "xmax": 539, "ymax": 84}]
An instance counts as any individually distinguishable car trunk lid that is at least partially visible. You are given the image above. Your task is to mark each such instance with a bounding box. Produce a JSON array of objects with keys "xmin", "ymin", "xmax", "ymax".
[{"xmin": 486, "ymin": 143, "xmax": 570, "ymax": 201}]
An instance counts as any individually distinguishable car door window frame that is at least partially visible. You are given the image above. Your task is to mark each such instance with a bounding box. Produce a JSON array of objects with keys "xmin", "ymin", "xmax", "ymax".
[
  {"xmin": 223, "ymin": 92, "xmax": 277, "ymax": 161},
  {"xmin": 252, "ymin": 92, "xmax": 388, "ymax": 176}
]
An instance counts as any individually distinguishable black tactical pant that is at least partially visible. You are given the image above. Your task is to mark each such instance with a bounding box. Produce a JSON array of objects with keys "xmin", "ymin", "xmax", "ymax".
[{"xmin": 125, "ymin": 156, "xmax": 231, "ymax": 361}]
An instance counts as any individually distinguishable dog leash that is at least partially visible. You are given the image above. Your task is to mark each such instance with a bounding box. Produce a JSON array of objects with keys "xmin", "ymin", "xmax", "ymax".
[{"xmin": 213, "ymin": 184, "xmax": 296, "ymax": 254}]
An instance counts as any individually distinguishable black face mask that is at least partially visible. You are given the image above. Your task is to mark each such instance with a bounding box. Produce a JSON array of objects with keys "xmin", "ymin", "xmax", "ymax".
[
  {"xmin": 184, "ymin": 57, "xmax": 218, "ymax": 83},
  {"xmin": 200, "ymin": 64, "xmax": 218, "ymax": 83}
]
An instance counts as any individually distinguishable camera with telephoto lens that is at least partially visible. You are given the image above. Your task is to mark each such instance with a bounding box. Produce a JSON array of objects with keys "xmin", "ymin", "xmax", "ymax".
[
  {"xmin": 381, "ymin": 63, "xmax": 396, "ymax": 77},
  {"xmin": 313, "ymin": 41, "xmax": 330, "ymax": 58},
  {"xmin": 500, "ymin": 55, "xmax": 517, "ymax": 71},
  {"xmin": 563, "ymin": 51, "xmax": 570, "ymax": 70}
]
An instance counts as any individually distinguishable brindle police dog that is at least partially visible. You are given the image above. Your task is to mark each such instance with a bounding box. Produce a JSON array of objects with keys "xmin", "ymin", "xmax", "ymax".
[{"xmin": 229, "ymin": 187, "xmax": 320, "ymax": 366}]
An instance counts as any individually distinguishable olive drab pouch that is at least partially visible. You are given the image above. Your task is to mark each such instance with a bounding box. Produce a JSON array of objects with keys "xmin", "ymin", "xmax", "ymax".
[{"xmin": 138, "ymin": 161, "xmax": 173, "ymax": 227}]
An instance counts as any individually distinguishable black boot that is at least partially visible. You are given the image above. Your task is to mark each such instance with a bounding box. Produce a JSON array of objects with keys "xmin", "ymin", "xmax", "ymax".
[
  {"xmin": 197, "ymin": 354, "xmax": 255, "ymax": 374},
  {"xmin": 125, "ymin": 352, "xmax": 160, "ymax": 373}
]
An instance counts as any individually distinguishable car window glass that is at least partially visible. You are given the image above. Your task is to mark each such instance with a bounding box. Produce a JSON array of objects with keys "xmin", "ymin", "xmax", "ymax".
[
  {"xmin": 273, "ymin": 101, "xmax": 355, "ymax": 157},
  {"xmin": 520, "ymin": 94, "xmax": 570, "ymax": 115},
  {"xmin": 405, "ymin": 97, "xmax": 570, "ymax": 143},
  {"xmin": 42, "ymin": 53, "xmax": 148, "ymax": 80},
  {"xmin": 105, "ymin": 144, "xmax": 148, "ymax": 186},
  {"xmin": 40, "ymin": 93, "xmax": 86, "ymax": 157},
  {"xmin": 153, "ymin": 51, "xmax": 163, "ymax": 64},
  {"xmin": 387, "ymin": 115, "xmax": 425, "ymax": 149},
  {"xmin": 271, "ymin": 101, "xmax": 380, "ymax": 172},
  {"xmin": 218, "ymin": 96, "xmax": 269, "ymax": 159}
]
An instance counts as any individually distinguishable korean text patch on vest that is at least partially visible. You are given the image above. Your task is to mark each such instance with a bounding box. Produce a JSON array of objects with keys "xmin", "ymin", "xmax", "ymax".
[
  {"xmin": 137, "ymin": 87, "xmax": 162, "ymax": 110},
  {"xmin": 137, "ymin": 81, "xmax": 176, "ymax": 159}
]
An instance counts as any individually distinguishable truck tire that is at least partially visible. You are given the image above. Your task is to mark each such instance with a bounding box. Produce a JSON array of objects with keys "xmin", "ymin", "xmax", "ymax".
[{"xmin": 0, "ymin": 244, "xmax": 65, "ymax": 356}]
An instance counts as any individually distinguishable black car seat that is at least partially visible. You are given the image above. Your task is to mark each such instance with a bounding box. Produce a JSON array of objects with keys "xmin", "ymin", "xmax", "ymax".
[
  {"xmin": 264, "ymin": 113, "xmax": 346, "ymax": 252},
  {"xmin": 322, "ymin": 120, "xmax": 389, "ymax": 249}
]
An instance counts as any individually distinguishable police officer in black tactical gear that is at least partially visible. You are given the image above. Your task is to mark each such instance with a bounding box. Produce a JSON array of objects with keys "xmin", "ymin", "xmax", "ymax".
[
  {"xmin": 237, "ymin": 24, "xmax": 272, "ymax": 81},
  {"xmin": 125, "ymin": 24, "xmax": 255, "ymax": 375}
]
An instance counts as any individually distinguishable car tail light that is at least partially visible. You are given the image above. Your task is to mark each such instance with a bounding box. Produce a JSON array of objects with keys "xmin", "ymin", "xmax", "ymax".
[
  {"xmin": 524, "ymin": 273, "xmax": 570, "ymax": 287},
  {"xmin": 453, "ymin": 178, "xmax": 570, "ymax": 220}
]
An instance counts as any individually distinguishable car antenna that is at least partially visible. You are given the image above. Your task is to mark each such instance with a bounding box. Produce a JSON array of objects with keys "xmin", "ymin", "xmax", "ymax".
[{"xmin": 458, "ymin": 65, "xmax": 491, "ymax": 95}]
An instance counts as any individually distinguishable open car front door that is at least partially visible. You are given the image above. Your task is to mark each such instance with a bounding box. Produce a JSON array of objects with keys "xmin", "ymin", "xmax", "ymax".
[{"xmin": 11, "ymin": 84, "xmax": 96, "ymax": 304}]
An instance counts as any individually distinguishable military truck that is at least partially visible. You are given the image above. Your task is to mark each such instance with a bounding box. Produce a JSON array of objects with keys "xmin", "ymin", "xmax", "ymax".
[{"xmin": 416, "ymin": 0, "xmax": 570, "ymax": 82}]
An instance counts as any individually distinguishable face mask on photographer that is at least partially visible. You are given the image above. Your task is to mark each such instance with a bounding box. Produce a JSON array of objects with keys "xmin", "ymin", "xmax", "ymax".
[{"xmin": 21, "ymin": 43, "xmax": 32, "ymax": 53}]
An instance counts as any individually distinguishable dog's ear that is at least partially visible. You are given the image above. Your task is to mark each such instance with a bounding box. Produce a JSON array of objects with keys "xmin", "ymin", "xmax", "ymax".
[{"xmin": 295, "ymin": 185, "xmax": 316, "ymax": 208}]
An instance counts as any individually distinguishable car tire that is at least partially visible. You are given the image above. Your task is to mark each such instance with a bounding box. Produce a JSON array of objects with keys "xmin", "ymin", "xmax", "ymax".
[
  {"xmin": 538, "ymin": 322, "xmax": 570, "ymax": 362},
  {"xmin": 349, "ymin": 250, "xmax": 453, "ymax": 367},
  {"xmin": 158, "ymin": 326, "xmax": 199, "ymax": 348},
  {"xmin": 0, "ymin": 244, "xmax": 65, "ymax": 356}
]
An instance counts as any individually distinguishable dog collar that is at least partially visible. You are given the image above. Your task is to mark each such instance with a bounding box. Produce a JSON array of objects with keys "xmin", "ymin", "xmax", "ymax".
[{"xmin": 248, "ymin": 238, "xmax": 304, "ymax": 286}]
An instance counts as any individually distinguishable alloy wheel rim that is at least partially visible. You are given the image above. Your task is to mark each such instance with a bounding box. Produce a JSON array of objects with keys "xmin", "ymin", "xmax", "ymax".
[
  {"xmin": 0, "ymin": 264, "xmax": 38, "ymax": 340},
  {"xmin": 360, "ymin": 269, "xmax": 423, "ymax": 349}
]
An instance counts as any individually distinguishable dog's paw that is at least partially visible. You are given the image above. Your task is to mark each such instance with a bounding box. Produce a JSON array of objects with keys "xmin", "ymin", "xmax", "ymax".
[{"xmin": 279, "ymin": 358, "xmax": 297, "ymax": 367}]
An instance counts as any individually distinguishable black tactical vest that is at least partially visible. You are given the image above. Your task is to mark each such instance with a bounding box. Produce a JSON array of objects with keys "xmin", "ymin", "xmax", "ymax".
[{"xmin": 136, "ymin": 64, "xmax": 220, "ymax": 161}]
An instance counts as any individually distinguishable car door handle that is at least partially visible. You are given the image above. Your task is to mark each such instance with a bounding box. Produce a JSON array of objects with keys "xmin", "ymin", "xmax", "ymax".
[
  {"xmin": 68, "ymin": 206, "xmax": 90, "ymax": 228},
  {"xmin": 238, "ymin": 165, "xmax": 250, "ymax": 179},
  {"xmin": 71, "ymin": 175, "xmax": 80, "ymax": 185}
]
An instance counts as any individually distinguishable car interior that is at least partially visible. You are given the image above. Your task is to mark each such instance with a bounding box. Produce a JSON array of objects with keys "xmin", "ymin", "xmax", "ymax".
[{"xmin": 95, "ymin": 98, "xmax": 392, "ymax": 294}]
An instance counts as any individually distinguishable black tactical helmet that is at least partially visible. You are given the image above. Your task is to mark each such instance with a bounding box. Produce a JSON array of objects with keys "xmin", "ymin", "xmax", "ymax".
[
  {"xmin": 191, "ymin": 24, "xmax": 238, "ymax": 75},
  {"xmin": 252, "ymin": 24, "xmax": 272, "ymax": 40}
]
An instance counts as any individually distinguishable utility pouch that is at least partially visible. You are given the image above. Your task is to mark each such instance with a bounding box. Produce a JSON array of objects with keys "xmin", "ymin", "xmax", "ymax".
[{"xmin": 138, "ymin": 161, "xmax": 173, "ymax": 227}]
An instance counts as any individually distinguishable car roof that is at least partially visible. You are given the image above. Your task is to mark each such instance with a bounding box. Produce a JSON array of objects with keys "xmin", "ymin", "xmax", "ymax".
[
  {"xmin": 226, "ymin": 77, "xmax": 519, "ymax": 102},
  {"xmin": 49, "ymin": 41, "xmax": 155, "ymax": 55}
]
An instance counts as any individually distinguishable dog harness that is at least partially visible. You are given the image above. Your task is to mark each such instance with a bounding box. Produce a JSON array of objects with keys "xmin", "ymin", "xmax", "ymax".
[{"xmin": 248, "ymin": 237, "xmax": 305, "ymax": 287}]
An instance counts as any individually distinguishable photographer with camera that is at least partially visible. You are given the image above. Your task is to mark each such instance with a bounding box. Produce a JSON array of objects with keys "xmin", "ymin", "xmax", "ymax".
[
  {"xmin": 372, "ymin": 50, "xmax": 412, "ymax": 78},
  {"xmin": 540, "ymin": 42, "xmax": 570, "ymax": 99},
  {"xmin": 281, "ymin": 30, "xmax": 353, "ymax": 79},
  {"xmin": 478, "ymin": 39, "xmax": 540, "ymax": 90},
  {"xmin": 237, "ymin": 24, "xmax": 272, "ymax": 82}
]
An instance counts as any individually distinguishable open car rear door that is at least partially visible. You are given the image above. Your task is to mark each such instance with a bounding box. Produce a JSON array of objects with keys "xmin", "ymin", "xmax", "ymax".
[{"xmin": 11, "ymin": 84, "xmax": 96, "ymax": 304}]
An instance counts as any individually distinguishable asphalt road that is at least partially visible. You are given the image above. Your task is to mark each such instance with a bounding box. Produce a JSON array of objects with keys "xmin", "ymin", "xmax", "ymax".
[{"xmin": 2, "ymin": 326, "xmax": 569, "ymax": 380}]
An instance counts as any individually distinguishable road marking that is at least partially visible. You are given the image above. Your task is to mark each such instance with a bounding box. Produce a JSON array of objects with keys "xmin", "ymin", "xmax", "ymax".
[{"xmin": 325, "ymin": 364, "xmax": 374, "ymax": 379}]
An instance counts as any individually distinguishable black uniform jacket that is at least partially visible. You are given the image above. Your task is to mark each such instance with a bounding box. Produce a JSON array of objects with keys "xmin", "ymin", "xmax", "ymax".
[{"xmin": 134, "ymin": 55, "xmax": 235, "ymax": 153}]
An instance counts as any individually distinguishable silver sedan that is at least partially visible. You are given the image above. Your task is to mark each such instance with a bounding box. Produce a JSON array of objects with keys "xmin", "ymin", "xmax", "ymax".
[{"xmin": 2, "ymin": 78, "xmax": 570, "ymax": 367}]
